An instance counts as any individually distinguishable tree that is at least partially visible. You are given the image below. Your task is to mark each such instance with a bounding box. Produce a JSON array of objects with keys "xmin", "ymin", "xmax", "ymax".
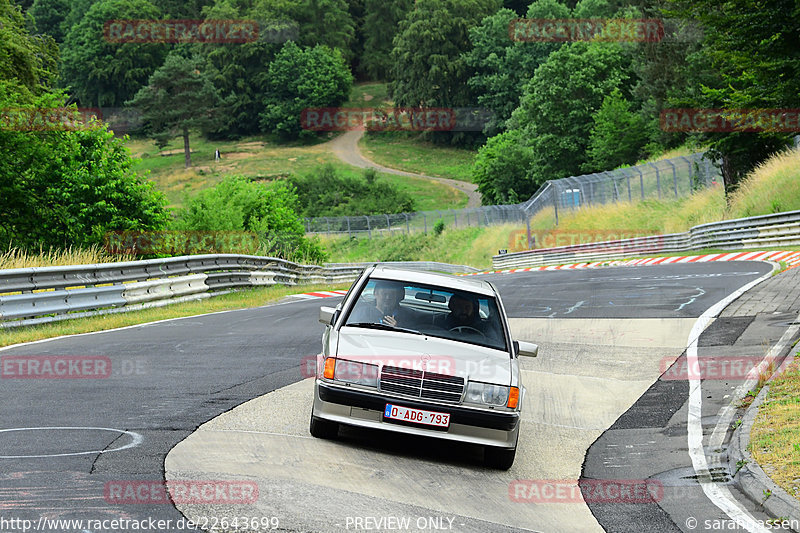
[
  {"xmin": 510, "ymin": 41, "xmax": 633, "ymax": 183},
  {"xmin": 29, "ymin": 0, "xmax": 70, "ymax": 42},
  {"xmin": 0, "ymin": 0, "xmax": 59, "ymax": 99},
  {"xmin": 472, "ymin": 129, "xmax": 537, "ymax": 205},
  {"xmin": 128, "ymin": 53, "xmax": 226, "ymax": 168},
  {"xmin": 60, "ymin": 0, "xmax": 168, "ymax": 107},
  {"xmin": 173, "ymin": 176, "xmax": 325, "ymax": 262},
  {"xmin": 0, "ymin": 87, "xmax": 169, "ymax": 249},
  {"xmin": 464, "ymin": 1, "xmax": 570, "ymax": 135},
  {"xmin": 251, "ymin": 0, "xmax": 356, "ymax": 63},
  {"xmin": 665, "ymin": 0, "xmax": 800, "ymax": 194},
  {"xmin": 389, "ymin": 0, "xmax": 502, "ymax": 108},
  {"xmin": 360, "ymin": 0, "xmax": 413, "ymax": 80},
  {"xmin": 585, "ymin": 88, "xmax": 647, "ymax": 171},
  {"xmin": 193, "ymin": 0, "xmax": 282, "ymax": 138},
  {"xmin": 259, "ymin": 42, "xmax": 353, "ymax": 140}
]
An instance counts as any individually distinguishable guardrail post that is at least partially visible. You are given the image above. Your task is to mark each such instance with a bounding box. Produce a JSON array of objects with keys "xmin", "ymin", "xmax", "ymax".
[
  {"xmin": 423, "ymin": 213, "xmax": 427, "ymax": 233},
  {"xmin": 453, "ymin": 210, "xmax": 457, "ymax": 227},
  {"xmin": 526, "ymin": 217, "xmax": 532, "ymax": 249},
  {"xmin": 324, "ymin": 217, "xmax": 330, "ymax": 233},
  {"xmin": 365, "ymin": 215, "xmax": 371, "ymax": 239},
  {"xmin": 404, "ymin": 213, "xmax": 409, "ymax": 234},
  {"xmin": 346, "ymin": 217, "xmax": 351, "ymax": 238},
  {"xmin": 632, "ymin": 166, "xmax": 644, "ymax": 200},
  {"xmin": 385, "ymin": 214, "xmax": 390, "ymax": 233}
]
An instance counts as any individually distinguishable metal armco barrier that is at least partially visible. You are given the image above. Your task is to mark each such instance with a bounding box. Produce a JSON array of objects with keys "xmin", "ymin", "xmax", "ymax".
[
  {"xmin": 492, "ymin": 210, "xmax": 800, "ymax": 269},
  {"xmin": 0, "ymin": 256, "xmax": 478, "ymax": 327}
]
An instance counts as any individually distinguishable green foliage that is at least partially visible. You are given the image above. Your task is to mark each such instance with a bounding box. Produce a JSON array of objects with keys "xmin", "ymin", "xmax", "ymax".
[
  {"xmin": 193, "ymin": 0, "xmax": 281, "ymax": 138},
  {"xmin": 259, "ymin": 41, "xmax": 353, "ymax": 139},
  {"xmin": 585, "ymin": 88, "xmax": 647, "ymax": 172},
  {"xmin": 29, "ymin": 0, "xmax": 70, "ymax": 42},
  {"xmin": 0, "ymin": 0, "xmax": 59, "ymax": 98},
  {"xmin": 173, "ymin": 176, "xmax": 325, "ymax": 262},
  {"xmin": 360, "ymin": 0, "xmax": 412, "ymax": 80},
  {"xmin": 289, "ymin": 164, "xmax": 415, "ymax": 217},
  {"xmin": 472, "ymin": 129, "xmax": 536, "ymax": 205},
  {"xmin": 59, "ymin": 0, "xmax": 168, "ymax": 107},
  {"xmin": 127, "ymin": 52, "xmax": 226, "ymax": 167},
  {"xmin": 511, "ymin": 41, "xmax": 633, "ymax": 183},
  {"xmin": 665, "ymin": 0, "xmax": 799, "ymax": 192},
  {"xmin": 251, "ymin": 0, "xmax": 356, "ymax": 62},
  {"xmin": 390, "ymin": 0, "xmax": 501, "ymax": 108},
  {"xmin": 433, "ymin": 219, "xmax": 445, "ymax": 235},
  {"xmin": 464, "ymin": 2, "xmax": 569, "ymax": 135},
  {"xmin": 0, "ymin": 87, "xmax": 169, "ymax": 249}
]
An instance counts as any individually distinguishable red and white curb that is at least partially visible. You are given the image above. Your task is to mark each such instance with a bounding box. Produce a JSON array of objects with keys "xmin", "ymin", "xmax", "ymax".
[
  {"xmin": 291, "ymin": 289, "xmax": 348, "ymax": 300},
  {"xmin": 460, "ymin": 250, "xmax": 800, "ymax": 277}
]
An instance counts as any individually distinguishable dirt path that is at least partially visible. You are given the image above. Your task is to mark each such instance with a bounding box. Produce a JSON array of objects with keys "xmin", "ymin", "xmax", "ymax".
[{"xmin": 326, "ymin": 130, "xmax": 481, "ymax": 208}]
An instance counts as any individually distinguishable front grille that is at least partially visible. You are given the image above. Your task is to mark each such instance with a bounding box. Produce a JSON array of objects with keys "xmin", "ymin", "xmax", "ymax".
[{"xmin": 380, "ymin": 366, "xmax": 464, "ymax": 403}]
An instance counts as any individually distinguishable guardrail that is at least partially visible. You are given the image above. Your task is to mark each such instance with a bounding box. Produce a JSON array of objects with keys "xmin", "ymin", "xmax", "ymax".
[
  {"xmin": 0, "ymin": 255, "xmax": 479, "ymax": 328},
  {"xmin": 492, "ymin": 210, "xmax": 800, "ymax": 269}
]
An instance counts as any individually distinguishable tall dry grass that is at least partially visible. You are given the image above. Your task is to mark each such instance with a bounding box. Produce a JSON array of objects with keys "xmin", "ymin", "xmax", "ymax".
[{"xmin": 0, "ymin": 245, "xmax": 134, "ymax": 270}]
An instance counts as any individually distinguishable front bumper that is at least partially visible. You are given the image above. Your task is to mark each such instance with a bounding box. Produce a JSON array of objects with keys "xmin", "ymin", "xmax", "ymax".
[{"xmin": 313, "ymin": 381, "xmax": 520, "ymax": 448}]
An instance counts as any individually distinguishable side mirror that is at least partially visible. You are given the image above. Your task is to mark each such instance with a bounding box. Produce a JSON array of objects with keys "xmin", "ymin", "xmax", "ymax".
[
  {"xmin": 515, "ymin": 340, "xmax": 538, "ymax": 358},
  {"xmin": 319, "ymin": 306, "xmax": 337, "ymax": 325}
]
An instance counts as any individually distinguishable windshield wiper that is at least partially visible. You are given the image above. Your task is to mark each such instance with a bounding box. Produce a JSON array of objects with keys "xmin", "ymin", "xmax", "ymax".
[{"xmin": 346, "ymin": 322, "xmax": 422, "ymax": 335}]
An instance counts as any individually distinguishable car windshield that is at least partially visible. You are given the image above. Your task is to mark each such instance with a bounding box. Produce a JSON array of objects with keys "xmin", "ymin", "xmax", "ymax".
[{"xmin": 343, "ymin": 278, "xmax": 508, "ymax": 351}]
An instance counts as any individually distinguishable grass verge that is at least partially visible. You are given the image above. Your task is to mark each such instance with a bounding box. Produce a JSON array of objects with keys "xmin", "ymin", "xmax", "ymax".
[
  {"xmin": 359, "ymin": 132, "xmax": 476, "ymax": 183},
  {"xmin": 749, "ymin": 358, "xmax": 800, "ymax": 502},
  {"xmin": 0, "ymin": 283, "xmax": 348, "ymax": 348},
  {"xmin": 321, "ymin": 223, "xmax": 522, "ymax": 268}
]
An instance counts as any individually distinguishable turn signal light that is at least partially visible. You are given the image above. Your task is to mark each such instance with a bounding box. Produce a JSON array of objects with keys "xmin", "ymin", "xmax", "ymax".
[
  {"xmin": 323, "ymin": 357, "xmax": 336, "ymax": 379},
  {"xmin": 507, "ymin": 386, "xmax": 519, "ymax": 409}
]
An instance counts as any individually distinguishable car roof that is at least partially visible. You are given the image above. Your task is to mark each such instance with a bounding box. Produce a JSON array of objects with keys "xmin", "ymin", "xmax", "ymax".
[{"xmin": 367, "ymin": 266, "xmax": 496, "ymax": 296}]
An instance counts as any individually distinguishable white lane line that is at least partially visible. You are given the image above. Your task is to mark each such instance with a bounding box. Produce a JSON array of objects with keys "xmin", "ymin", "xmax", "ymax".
[
  {"xmin": 685, "ymin": 264, "xmax": 777, "ymax": 532},
  {"xmin": 0, "ymin": 427, "xmax": 143, "ymax": 459}
]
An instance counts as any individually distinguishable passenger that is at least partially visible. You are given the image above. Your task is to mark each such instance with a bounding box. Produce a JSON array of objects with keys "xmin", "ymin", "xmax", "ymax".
[{"xmin": 349, "ymin": 280, "xmax": 414, "ymax": 327}]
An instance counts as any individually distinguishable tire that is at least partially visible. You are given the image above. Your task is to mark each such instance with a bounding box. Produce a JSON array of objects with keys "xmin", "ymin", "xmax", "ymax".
[
  {"xmin": 484, "ymin": 445, "xmax": 516, "ymax": 470},
  {"xmin": 309, "ymin": 415, "xmax": 339, "ymax": 439}
]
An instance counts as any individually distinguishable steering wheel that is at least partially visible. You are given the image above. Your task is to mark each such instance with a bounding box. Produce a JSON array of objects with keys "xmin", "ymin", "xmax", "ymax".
[{"xmin": 449, "ymin": 325, "xmax": 486, "ymax": 337}]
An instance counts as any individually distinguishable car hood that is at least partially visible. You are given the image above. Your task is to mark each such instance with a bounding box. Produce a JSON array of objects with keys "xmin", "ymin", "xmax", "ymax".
[{"xmin": 336, "ymin": 327, "xmax": 512, "ymax": 384}]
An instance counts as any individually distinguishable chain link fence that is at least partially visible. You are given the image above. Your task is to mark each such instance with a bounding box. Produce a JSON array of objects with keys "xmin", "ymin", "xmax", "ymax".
[{"xmin": 305, "ymin": 152, "xmax": 720, "ymax": 238}]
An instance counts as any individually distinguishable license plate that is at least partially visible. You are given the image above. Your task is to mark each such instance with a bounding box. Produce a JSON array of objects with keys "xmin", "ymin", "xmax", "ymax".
[{"xmin": 384, "ymin": 404, "xmax": 450, "ymax": 428}]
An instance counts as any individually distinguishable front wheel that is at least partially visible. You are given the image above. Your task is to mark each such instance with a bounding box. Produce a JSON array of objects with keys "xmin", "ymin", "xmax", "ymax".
[
  {"xmin": 484, "ymin": 445, "xmax": 516, "ymax": 470},
  {"xmin": 309, "ymin": 415, "xmax": 339, "ymax": 439}
]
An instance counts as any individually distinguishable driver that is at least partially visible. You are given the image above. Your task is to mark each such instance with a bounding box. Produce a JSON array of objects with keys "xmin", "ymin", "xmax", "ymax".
[
  {"xmin": 445, "ymin": 293, "xmax": 481, "ymax": 330},
  {"xmin": 445, "ymin": 293, "xmax": 502, "ymax": 341}
]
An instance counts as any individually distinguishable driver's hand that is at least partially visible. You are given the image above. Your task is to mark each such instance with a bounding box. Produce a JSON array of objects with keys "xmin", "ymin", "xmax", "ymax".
[{"xmin": 382, "ymin": 315, "xmax": 397, "ymax": 327}]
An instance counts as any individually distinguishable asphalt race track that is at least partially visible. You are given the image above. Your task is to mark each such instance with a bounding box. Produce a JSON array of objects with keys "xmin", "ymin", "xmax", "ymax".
[{"xmin": 1, "ymin": 260, "xmax": 793, "ymax": 533}]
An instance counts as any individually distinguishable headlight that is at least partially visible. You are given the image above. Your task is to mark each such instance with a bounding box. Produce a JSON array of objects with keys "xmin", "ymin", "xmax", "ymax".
[
  {"xmin": 332, "ymin": 358, "xmax": 378, "ymax": 387},
  {"xmin": 466, "ymin": 381, "xmax": 516, "ymax": 408}
]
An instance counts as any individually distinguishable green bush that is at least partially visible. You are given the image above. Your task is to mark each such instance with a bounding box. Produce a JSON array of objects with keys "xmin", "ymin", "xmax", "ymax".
[
  {"xmin": 289, "ymin": 164, "xmax": 415, "ymax": 217},
  {"xmin": 172, "ymin": 176, "xmax": 325, "ymax": 262}
]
